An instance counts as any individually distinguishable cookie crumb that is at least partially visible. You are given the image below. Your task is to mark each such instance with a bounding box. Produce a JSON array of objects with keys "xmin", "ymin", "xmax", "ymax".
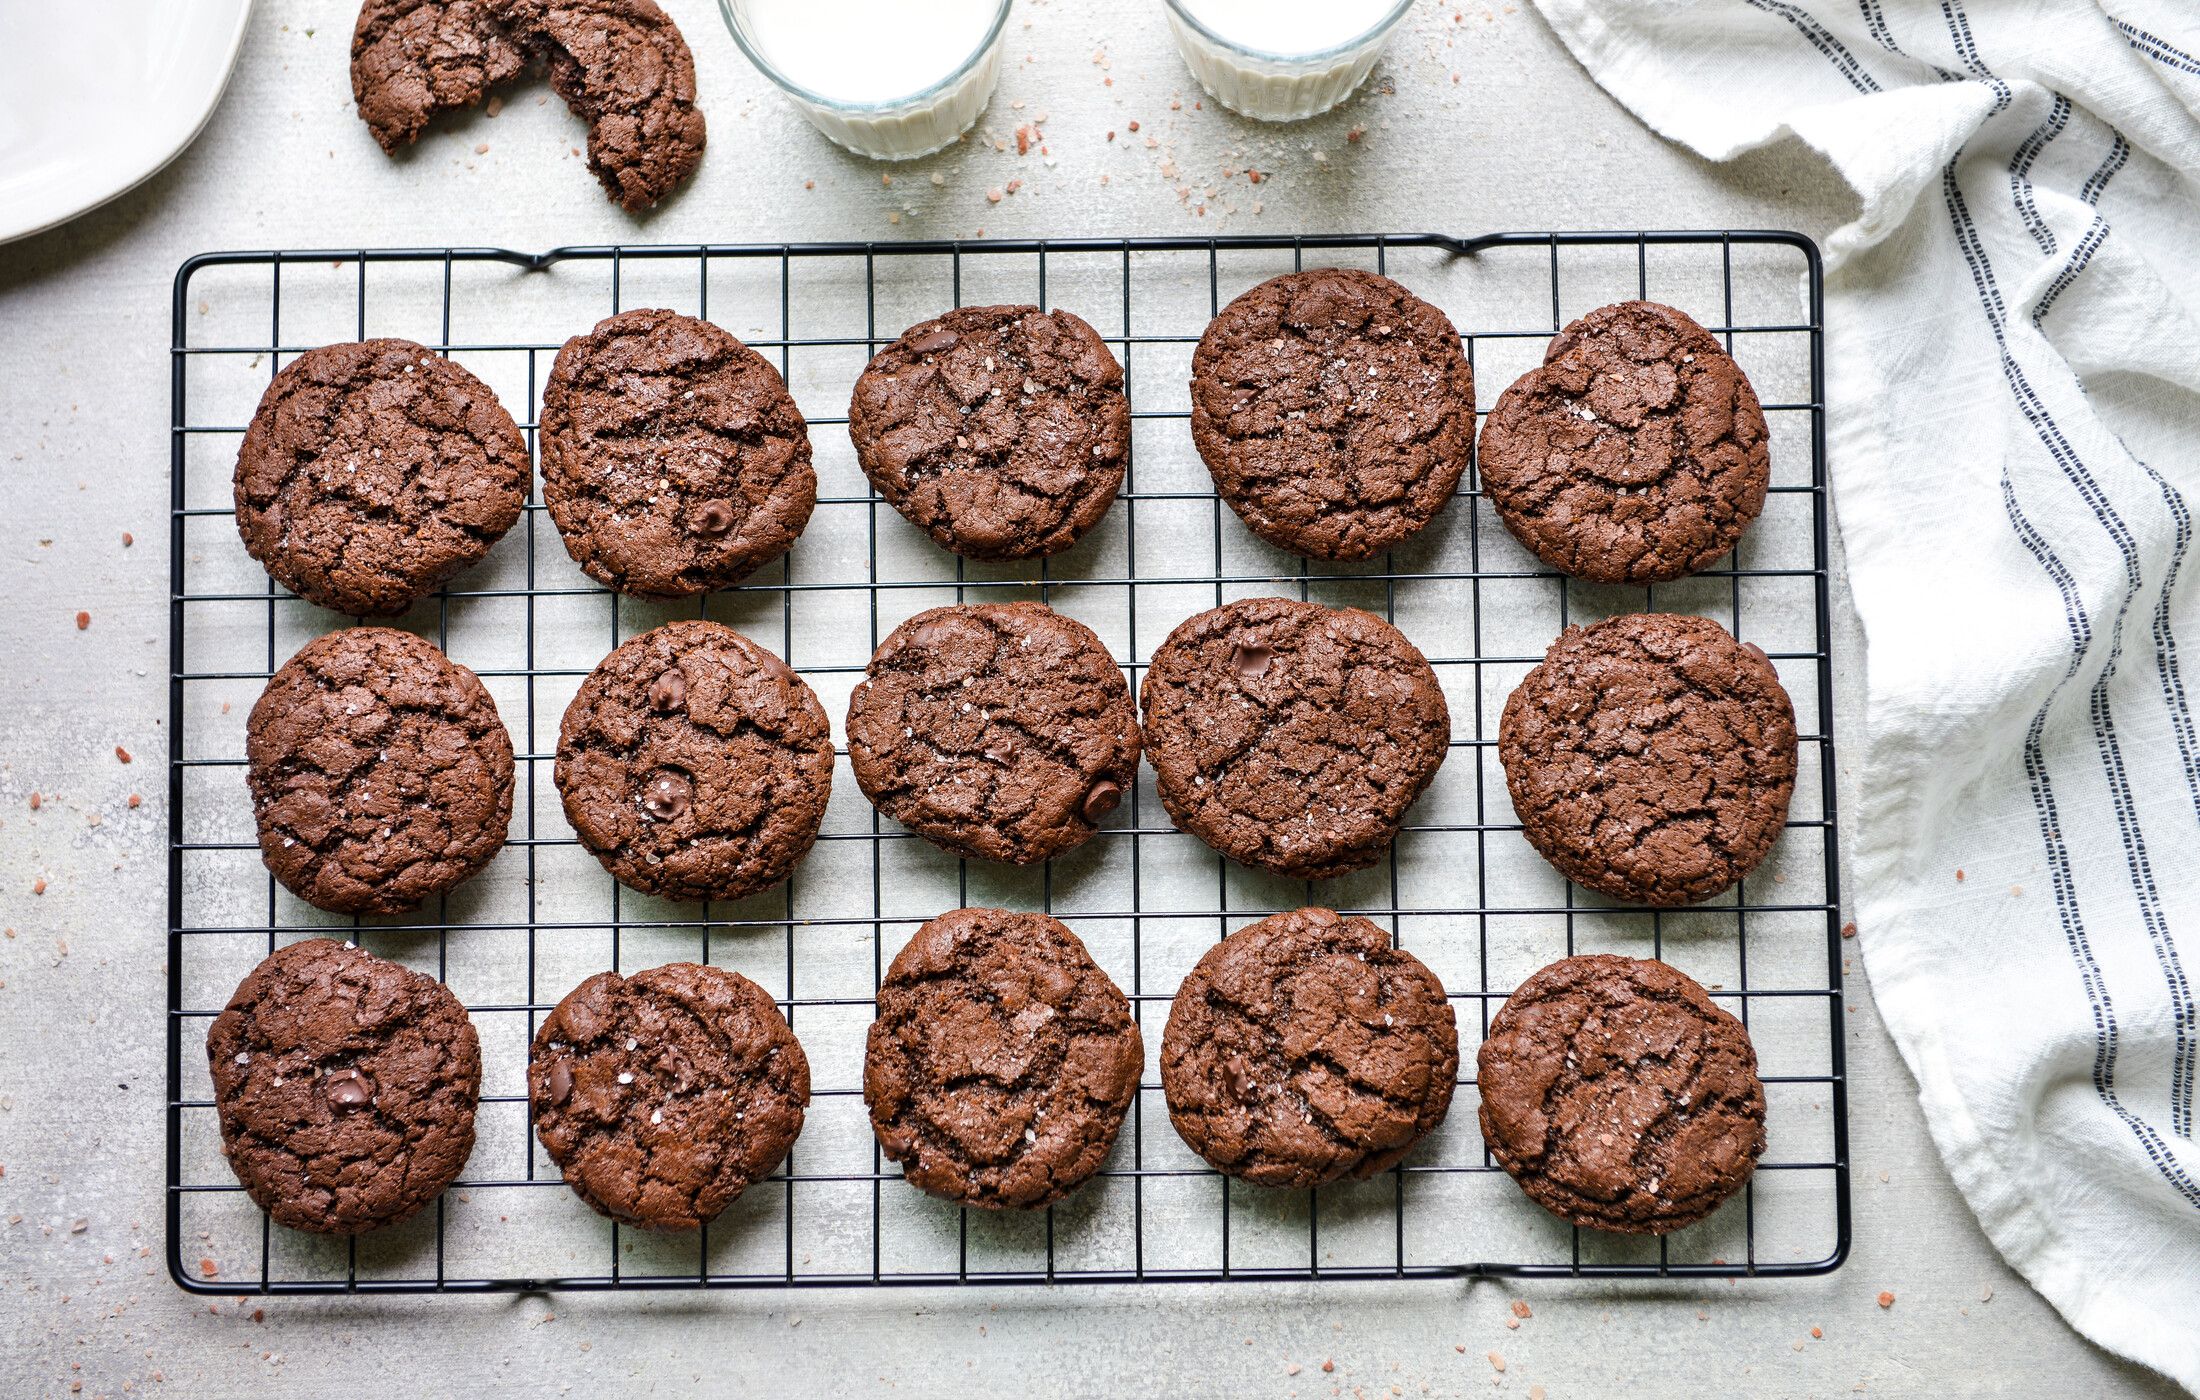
[
  {"xmin": 1510, "ymin": 1300, "xmax": 1531, "ymax": 1319},
  {"xmin": 26, "ymin": 793, "xmax": 38, "ymax": 811},
  {"xmin": 128, "ymin": 794, "xmax": 142, "ymax": 809},
  {"xmin": 1810, "ymin": 1326, "xmax": 1823, "ymax": 1339},
  {"xmin": 75, "ymin": 611, "xmax": 90, "ymax": 630},
  {"xmin": 1955, "ymin": 868, "xmax": 1965, "ymax": 882},
  {"xmin": 1980, "ymin": 1285, "xmax": 1993, "ymax": 1302},
  {"xmin": 1841, "ymin": 921, "xmax": 1857, "ymax": 938},
  {"xmin": 1321, "ymin": 1360, "xmax": 1334, "ymax": 1373},
  {"xmin": 122, "ymin": 532, "xmax": 134, "ymax": 547},
  {"xmin": 115, "ymin": 745, "xmax": 133, "ymax": 764},
  {"xmin": 199, "ymin": 1258, "xmax": 218, "ymax": 1277},
  {"xmin": 31, "ymin": 879, "xmax": 46, "ymax": 896},
  {"xmin": 1877, "ymin": 1291, "xmax": 1895, "ymax": 1309},
  {"xmin": 1487, "ymin": 1352, "xmax": 1506, "ymax": 1373}
]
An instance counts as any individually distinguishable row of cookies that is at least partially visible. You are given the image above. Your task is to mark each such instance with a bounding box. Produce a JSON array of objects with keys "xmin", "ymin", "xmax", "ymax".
[
  {"xmin": 246, "ymin": 596, "xmax": 1795, "ymax": 921},
  {"xmin": 233, "ymin": 272, "xmax": 1769, "ymax": 621},
  {"xmin": 209, "ymin": 914, "xmax": 1766, "ymax": 1238}
]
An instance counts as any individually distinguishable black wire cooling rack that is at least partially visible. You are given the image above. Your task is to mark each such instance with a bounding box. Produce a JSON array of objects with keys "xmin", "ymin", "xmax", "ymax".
[{"xmin": 167, "ymin": 231, "xmax": 1848, "ymax": 1295}]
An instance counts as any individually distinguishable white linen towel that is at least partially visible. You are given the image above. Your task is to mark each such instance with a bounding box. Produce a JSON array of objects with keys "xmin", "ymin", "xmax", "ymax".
[{"xmin": 1525, "ymin": 0, "xmax": 2200, "ymax": 1386}]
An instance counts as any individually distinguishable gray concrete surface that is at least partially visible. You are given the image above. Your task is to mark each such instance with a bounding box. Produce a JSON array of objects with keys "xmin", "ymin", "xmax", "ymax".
[{"xmin": 0, "ymin": 0, "xmax": 2176, "ymax": 1395}]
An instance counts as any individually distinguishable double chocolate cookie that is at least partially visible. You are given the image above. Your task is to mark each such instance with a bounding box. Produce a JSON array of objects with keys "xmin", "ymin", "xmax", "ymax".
[
  {"xmin": 845, "ymin": 603, "xmax": 1141, "ymax": 865},
  {"xmin": 208, "ymin": 938, "xmax": 481, "ymax": 1234},
  {"xmin": 1190, "ymin": 269, "xmax": 1475, "ymax": 560},
  {"xmin": 1499, "ymin": 613, "xmax": 1796, "ymax": 906},
  {"xmin": 530, "ymin": 963, "xmax": 809, "ymax": 1229},
  {"xmin": 1477, "ymin": 301, "xmax": 1770, "ymax": 584},
  {"xmin": 865, "ymin": 908, "xmax": 1143, "ymax": 1210},
  {"xmin": 1141, "ymin": 597, "xmax": 1450, "ymax": 879},
  {"xmin": 540, "ymin": 309, "xmax": 815, "ymax": 598},
  {"xmin": 849, "ymin": 305, "xmax": 1129, "ymax": 560},
  {"xmin": 555, "ymin": 621, "xmax": 833, "ymax": 902},
  {"xmin": 351, "ymin": 0, "xmax": 706, "ymax": 210},
  {"xmin": 234, "ymin": 339, "xmax": 529, "ymax": 617},
  {"xmin": 1161, "ymin": 908, "xmax": 1457, "ymax": 1188},
  {"xmin": 1478, "ymin": 954, "xmax": 1765, "ymax": 1234},
  {"xmin": 247, "ymin": 627, "xmax": 514, "ymax": 915}
]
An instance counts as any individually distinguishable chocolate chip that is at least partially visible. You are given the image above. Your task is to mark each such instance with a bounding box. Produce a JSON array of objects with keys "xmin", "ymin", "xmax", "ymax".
[
  {"xmin": 647, "ymin": 668, "xmax": 687, "ymax": 713},
  {"xmin": 546, "ymin": 1060, "xmax": 574, "ymax": 1106},
  {"xmin": 694, "ymin": 500, "xmax": 737, "ymax": 537},
  {"xmin": 324, "ymin": 1068, "xmax": 374, "ymax": 1110},
  {"xmin": 640, "ymin": 769, "xmax": 692, "ymax": 822},
  {"xmin": 1081, "ymin": 781, "xmax": 1122, "ymax": 821},
  {"xmin": 1228, "ymin": 641, "xmax": 1272, "ymax": 683},
  {"xmin": 907, "ymin": 327, "xmax": 959, "ymax": 355}
]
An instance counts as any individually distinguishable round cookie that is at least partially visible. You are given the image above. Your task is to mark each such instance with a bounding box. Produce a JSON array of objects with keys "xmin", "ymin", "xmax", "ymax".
[
  {"xmin": 845, "ymin": 603, "xmax": 1141, "ymax": 865},
  {"xmin": 497, "ymin": 0, "xmax": 706, "ymax": 211},
  {"xmin": 1140, "ymin": 597, "xmax": 1450, "ymax": 880},
  {"xmin": 530, "ymin": 963, "xmax": 808, "ymax": 1229},
  {"xmin": 1477, "ymin": 301, "xmax": 1770, "ymax": 584},
  {"xmin": 848, "ymin": 304, "xmax": 1129, "ymax": 561},
  {"xmin": 555, "ymin": 620, "xmax": 833, "ymax": 902},
  {"xmin": 351, "ymin": 0, "xmax": 527, "ymax": 154},
  {"xmin": 865, "ymin": 908, "xmax": 1143, "ymax": 1209},
  {"xmin": 1499, "ymin": 613, "xmax": 1796, "ymax": 906},
  {"xmin": 1477, "ymin": 954, "xmax": 1766, "ymax": 1234},
  {"xmin": 1160, "ymin": 908, "xmax": 1457, "ymax": 1188},
  {"xmin": 1190, "ymin": 268, "xmax": 1475, "ymax": 561},
  {"xmin": 234, "ymin": 339, "xmax": 529, "ymax": 617},
  {"xmin": 207, "ymin": 938, "xmax": 481, "ymax": 1234},
  {"xmin": 540, "ymin": 309, "xmax": 815, "ymax": 599},
  {"xmin": 247, "ymin": 627, "xmax": 514, "ymax": 915}
]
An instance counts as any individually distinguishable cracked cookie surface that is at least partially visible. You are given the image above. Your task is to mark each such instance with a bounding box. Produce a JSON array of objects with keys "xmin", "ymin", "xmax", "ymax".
[
  {"xmin": 530, "ymin": 963, "xmax": 808, "ymax": 1229},
  {"xmin": 234, "ymin": 339, "xmax": 529, "ymax": 617},
  {"xmin": 208, "ymin": 938, "xmax": 481, "ymax": 1234},
  {"xmin": 555, "ymin": 620, "xmax": 833, "ymax": 902},
  {"xmin": 495, "ymin": 0, "xmax": 706, "ymax": 210},
  {"xmin": 247, "ymin": 627, "xmax": 514, "ymax": 915},
  {"xmin": 849, "ymin": 305, "xmax": 1129, "ymax": 560},
  {"xmin": 865, "ymin": 908, "xmax": 1142, "ymax": 1209},
  {"xmin": 1478, "ymin": 301, "xmax": 1769, "ymax": 584},
  {"xmin": 1478, "ymin": 954, "xmax": 1765, "ymax": 1234},
  {"xmin": 1190, "ymin": 269, "xmax": 1474, "ymax": 561},
  {"xmin": 846, "ymin": 603, "xmax": 1140, "ymax": 865},
  {"xmin": 1160, "ymin": 908, "xmax": 1457, "ymax": 1188},
  {"xmin": 1499, "ymin": 613, "xmax": 1795, "ymax": 906},
  {"xmin": 350, "ymin": 0, "xmax": 527, "ymax": 153},
  {"xmin": 1141, "ymin": 597, "xmax": 1449, "ymax": 880},
  {"xmin": 541, "ymin": 309, "xmax": 814, "ymax": 598}
]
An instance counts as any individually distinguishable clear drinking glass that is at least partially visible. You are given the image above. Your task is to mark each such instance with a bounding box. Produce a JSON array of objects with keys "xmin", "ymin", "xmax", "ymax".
[
  {"xmin": 1162, "ymin": 0, "xmax": 1415, "ymax": 122},
  {"xmin": 720, "ymin": 0, "xmax": 1014, "ymax": 160}
]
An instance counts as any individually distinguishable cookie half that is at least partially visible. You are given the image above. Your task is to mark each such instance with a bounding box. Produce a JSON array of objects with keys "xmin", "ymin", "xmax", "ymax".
[
  {"xmin": 849, "ymin": 304, "xmax": 1130, "ymax": 560},
  {"xmin": 540, "ymin": 309, "xmax": 815, "ymax": 599},
  {"xmin": 1190, "ymin": 268, "xmax": 1474, "ymax": 560},
  {"xmin": 1141, "ymin": 597, "xmax": 1450, "ymax": 879},
  {"xmin": 1499, "ymin": 612, "xmax": 1796, "ymax": 906},
  {"xmin": 1161, "ymin": 908, "xmax": 1457, "ymax": 1188},
  {"xmin": 1478, "ymin": 954, "xmax": 1766, "ymax": 1234},
  {"xmin": 555, "ymin": 620, "xmax": 833, "ymax": 902},
  {"xmin": 846, "ymin": 603, "xmax": 1141, "ymax": 865},
  {"xmin": 234, "ymin": 339, "xmax": 529, "ymax": 617},
  {"xmin": 208, "ymin": 938, "xmax": 481, "ymax": 1234},
  {"xmin": 1477, "ymin": 301, "xmax": 1770, "ymax": 584},
  {"xmin": 247, "ymin": 627, "xmax": 514, "ymax": 915},
  {"xmin": 866, "ymin": 908, "xmax": 1143, "ymax": 1209},
  {"xmin": 530, "ymin": 963, "xmax": 809, "ymax": 1229},
  {"xmin": 497, "ymin": 0, "xmax": 707, "ymax": 211}
]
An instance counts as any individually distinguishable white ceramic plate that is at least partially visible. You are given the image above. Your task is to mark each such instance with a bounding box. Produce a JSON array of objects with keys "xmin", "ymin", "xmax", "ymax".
[{"xmin": 0, "ymin": 0, "xmax": 254, "ymax": 245}]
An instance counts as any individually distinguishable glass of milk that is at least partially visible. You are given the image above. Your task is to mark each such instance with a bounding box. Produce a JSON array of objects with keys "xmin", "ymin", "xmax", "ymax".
[
  {"xmin": 721, "ymin": 0, "xmax": 1014, "ymax": 160},
  {"xmin": 1163, "ymin": 0, "xmax": 1414, "ymax": 122}
]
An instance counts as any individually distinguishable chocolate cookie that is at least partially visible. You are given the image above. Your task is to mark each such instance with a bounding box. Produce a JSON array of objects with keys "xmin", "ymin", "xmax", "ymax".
[
  {"xmin": 865, "ymin": 908, "xmax": 1143, "ymax": 1209},
  {"xmin": 845, "ymin": 603, "xmax": 1140, "ymax": 865},
  {"xmin": 848, "ymin": 305, "xmax": 1129, "ymax": 560},
  {"xmin": 1190, "ymin": 269, "xmax": 1474, "ymax": 560},
  {"xmin": 530, "ymin": 963, "xmax": 808, "ymax": 1229},
  {"xmin": 1140, "ymin": 597, "xmax": 1450, "ymax": 879},
  {"xmin": 539, "ymin": 309, "xmax": 812, "ymax": 598},
  {"xmin": 495, "ymin": 0, "xmax": 706, "ymax": 210},
  {"xmin": 1478, "ymin": 954, "xmax": 1766, "ymax": 1234},
  {"xmin": 1499, "ymin": 613, "xmax": 1796, "ymax": 906},
  {"xmin": 1477, "ymin": 301, "xmax": 1770, "ymax": 584},
  {"xmin": 207, "ymin": 938, "xmax": 481, "ymax": 1234},
  {"xmin": 350, "ymin": 0, "xmax": 527, "ymax": 154},
  {"xmin": 555, "ymin": 620, "xmax": 833, "ymax": 902},
  {"xmin": 1160, "ymin": 908, "xmax": 1457, "ymax": 1188},
  {"xmin": 247, "ymin": 627, "xmax": 514, "ymax": 915},
  {"xmin": 234, "ymin": 340, "xmax": 529, "ymax": 618}
]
